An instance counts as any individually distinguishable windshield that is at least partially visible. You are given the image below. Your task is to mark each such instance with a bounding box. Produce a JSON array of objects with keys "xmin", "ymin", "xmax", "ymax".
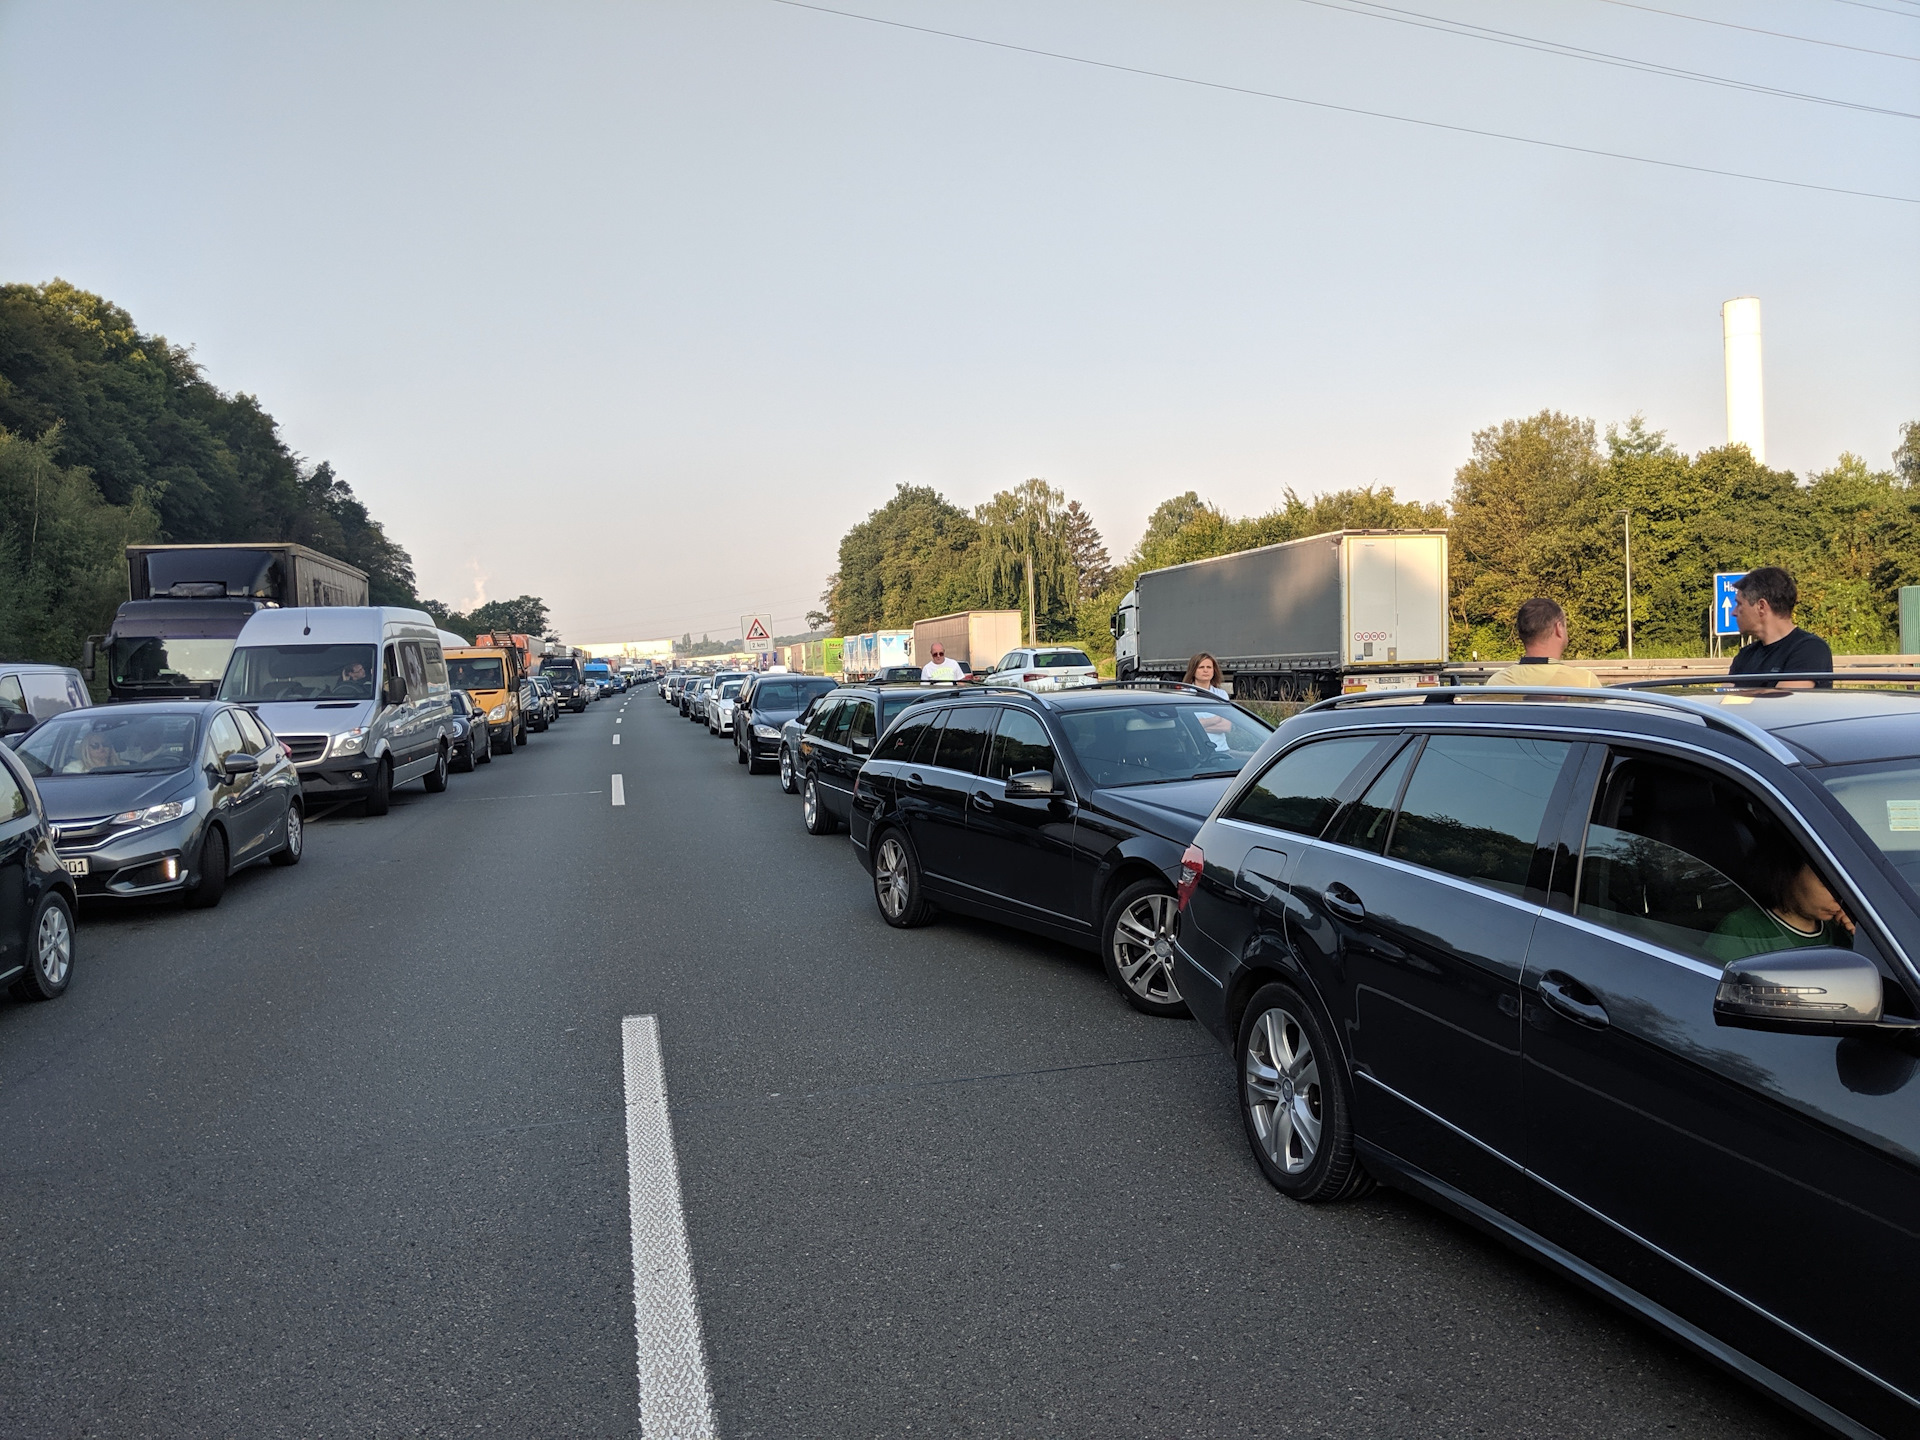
[
  {"xmin": 751, "ymin": 681, "xmax": 829, "ymax": 710},
  {"xmin": 110, "ymin": 636, "xmax": 236, "ymax": 687},
  {"xmin": 1057, "ymin": 702, "xmax": 1270, "ymax": 787},
  {"xmin": 18, "ymin": 712, "xmax": 200, "ymax": 777},
  {"xmin": 449, "ymin": 657, "xmax": 507, "ymax": 691},
  {"xmin": 544, "ymin": 664, "xmax": 580, "ymax": 682},
  {"xmin": 220, "ymin": 644, "xmax": 377, "ymax": 702},
  {"xmin": 1816, "ymin": 760, "xmax": 1920, "ymax": 900},
  {"xmin": 1035, "ymin": 650, "xmax": 1094, "ymax": 668},
  {"xmin": 879, "ymin": 693, "xmax": 935, "ymax": 729},
  {"xmin": 719, "ymin": 681, "xmax": 744, "ymax": 698}
]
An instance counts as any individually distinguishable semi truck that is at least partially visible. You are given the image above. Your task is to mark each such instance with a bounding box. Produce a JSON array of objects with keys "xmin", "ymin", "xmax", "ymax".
[
  {"xmin": 911, "ymin": 610, "xmax": 1023, "ymax": 670},
  {"xmin": 840, "ymin": 630, "xmax": 912, "ymax": 681},
  {"xmin": 1111, "ymin": 529, "xmax": 1450, "ymax": 701},
  {"xmin": 91, "ymin": 543, "xmax": 368, "ymax": 702}
]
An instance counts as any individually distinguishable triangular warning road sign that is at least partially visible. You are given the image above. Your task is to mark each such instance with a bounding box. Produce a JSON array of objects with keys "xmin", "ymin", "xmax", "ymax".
[{"xmin": 745, "ymin": 618, "xmax": 771, "ymax": 643}]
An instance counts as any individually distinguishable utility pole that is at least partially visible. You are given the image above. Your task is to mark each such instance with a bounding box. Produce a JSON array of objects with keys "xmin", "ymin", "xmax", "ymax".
[
  {"xmin": 1024, "ymin": 553, "xmax": 1037, "ymax": 646},
  {"xmin": 1620, "ymin": 510, "xmax": 1634, "ymax": 660}
]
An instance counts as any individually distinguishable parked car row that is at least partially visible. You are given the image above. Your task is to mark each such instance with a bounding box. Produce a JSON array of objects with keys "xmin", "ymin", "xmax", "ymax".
[
  {"xmin": 0, "ymin": 607, "xmax": 605, "ymax": 1009},
  {"xmin": 673, "ymin": 664, "xmax": 1920, "ymax": 1438}
]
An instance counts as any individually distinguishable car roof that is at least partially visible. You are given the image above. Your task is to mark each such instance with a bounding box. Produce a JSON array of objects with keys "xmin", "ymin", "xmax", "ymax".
[
  {"xmin": 37, "ymin": 700, "xmax": 220, "ymax": 717},
  {"xmin": 0, "ymin": 662, "xmax": 82, "ymax": 675}
]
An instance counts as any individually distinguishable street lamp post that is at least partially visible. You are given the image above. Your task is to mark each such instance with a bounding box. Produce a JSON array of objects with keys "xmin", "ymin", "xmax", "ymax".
[{"xmin": 1620, "ymin": 509, "xmax": 1634, "ymax": 661}]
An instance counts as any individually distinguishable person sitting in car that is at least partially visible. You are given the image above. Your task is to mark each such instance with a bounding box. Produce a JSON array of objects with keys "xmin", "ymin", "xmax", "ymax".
[
  {"xmin": 67, "ymin": 730, "xmax": 121, "ymax": 773},
  {"xmin": 1708, "ymin": 848, "xmax": 1856, "ymax": 962}
]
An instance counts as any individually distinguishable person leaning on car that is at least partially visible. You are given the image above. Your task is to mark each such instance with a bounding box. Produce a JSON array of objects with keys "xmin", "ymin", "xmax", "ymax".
[
  {"xmin": 1483, "ymin": 598, "xmax": 1600, "ymax": 688},
  {"xmin": 1728, "ymin": 566, "xmax": 1833, "ymax": 689}
]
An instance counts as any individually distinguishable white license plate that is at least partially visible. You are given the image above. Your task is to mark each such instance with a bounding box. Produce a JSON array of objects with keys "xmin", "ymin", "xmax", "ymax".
[{"xmin": 61, "ymin": 857, "xmax": 89, "ymax": 876}]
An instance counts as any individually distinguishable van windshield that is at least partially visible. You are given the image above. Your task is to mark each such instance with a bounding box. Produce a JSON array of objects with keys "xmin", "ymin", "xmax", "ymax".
[
  {"xmin": 220, "ymin": 644, "xmax": 377, "ymax": 702},
  {"xmin": 450, "ymin": 657, "xmax": 507, "ymax": 691}
]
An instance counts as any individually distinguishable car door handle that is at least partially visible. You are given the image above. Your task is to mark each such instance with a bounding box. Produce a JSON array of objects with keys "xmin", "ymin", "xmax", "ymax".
[
  {"xmin": 1537, "ymin": 973, "xmax": 1610, "ymax": 1029},
  {"xmin": 905, "ymin": 773, "xmax": 926, "ymax": 791},
  {"xmin": 1323, "ymin": 883, "xmax": 1365, "ymax": 921},
  {"xmin": 971, "ymin": 790, "xmax": 995, "ymax": 811}
]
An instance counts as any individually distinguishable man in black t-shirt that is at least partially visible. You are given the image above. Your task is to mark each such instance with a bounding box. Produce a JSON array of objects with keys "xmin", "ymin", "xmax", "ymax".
[{"xmin": 1728, "ymin": 566, "xmax": 1833, "ymax": 688}]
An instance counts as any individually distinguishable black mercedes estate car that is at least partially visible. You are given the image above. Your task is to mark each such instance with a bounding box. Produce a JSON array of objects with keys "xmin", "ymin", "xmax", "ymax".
[
  {"xmin": 842, "ymin": 685, "xmax": 1270, "ymax": 1015},
  {"xmin": 1173, "ymin": 681, "xmax": 1920, "ymax": 1438}
]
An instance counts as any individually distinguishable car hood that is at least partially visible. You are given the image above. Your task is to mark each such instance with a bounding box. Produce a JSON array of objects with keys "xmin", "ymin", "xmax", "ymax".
[
  {"xmin": 36, "ymin": 769, "xmax": 195, "ymax": 821},
  {"xmin": 1084, "ymin": 776, "xmax": 1234, "ymax": 841},
  {"xmin": 246, "ymin": 698, "xmax": 374, "ymax": 735}
]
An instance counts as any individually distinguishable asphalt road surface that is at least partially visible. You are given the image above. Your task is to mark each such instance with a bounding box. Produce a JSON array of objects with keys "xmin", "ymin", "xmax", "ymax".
[{"xmin": 0, "ymin": 692, "xmax": 1817, "ymax": 1439}]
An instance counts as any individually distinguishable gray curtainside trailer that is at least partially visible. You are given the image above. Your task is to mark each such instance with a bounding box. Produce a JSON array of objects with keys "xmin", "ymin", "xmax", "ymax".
[{"xmin": 1110, "ymin": 529, "xmax": 1449, "ymax": 701}]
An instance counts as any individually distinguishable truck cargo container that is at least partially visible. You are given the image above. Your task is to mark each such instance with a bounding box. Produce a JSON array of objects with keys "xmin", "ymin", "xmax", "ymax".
[
  {"xmin": 94, "ymin": 543, "xmax": 368, "ymax": 702},
  {"xmin": 911, "ymin": 610, "xmax": 1023, "ymax": 669},
  {"xmin": 841, "ymin": 631, "xmax": 911, "ymax": 681},
  {"xmin": 1112, "ymin": 529, "xmax": 1449, "ymax": 700}
]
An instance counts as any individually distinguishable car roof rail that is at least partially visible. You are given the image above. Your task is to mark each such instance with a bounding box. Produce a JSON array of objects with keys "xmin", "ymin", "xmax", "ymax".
[
  {"xmin": 1303, "ymin": 685, "xmax": 1805, "ymax": 765},
  {"xmin": 1080, "ymin": 679, "xmax": 1212, "ymax": 695},
  {"xmin": 1609, "ymin": 671, "xmax": 1920, "ymax": 691}
]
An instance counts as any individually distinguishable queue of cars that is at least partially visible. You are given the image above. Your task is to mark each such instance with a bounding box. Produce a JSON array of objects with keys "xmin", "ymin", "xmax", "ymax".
[
  {"xmin": 675, "ymin": 661, "xmax": 1920, "ymax": 1438},
  {"xmin": 0, "ymin": 608, "xmax": 628, "ymax": 1007}
]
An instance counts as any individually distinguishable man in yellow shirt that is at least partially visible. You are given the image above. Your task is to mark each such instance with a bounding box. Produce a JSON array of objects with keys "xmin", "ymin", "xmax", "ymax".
[{"xmin": 1484, "ymin": 598, "xmax": 1601, "ymax": 688}]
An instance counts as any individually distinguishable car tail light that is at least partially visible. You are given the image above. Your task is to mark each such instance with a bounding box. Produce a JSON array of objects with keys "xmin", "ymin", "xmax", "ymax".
[
  {"xmin": 1176, "ymin": 845, "xmax": 1204, "ymax": 910},
  {"xmin": 1022, "ymin": 672, "xmax": 1042, "ymax": 682}
]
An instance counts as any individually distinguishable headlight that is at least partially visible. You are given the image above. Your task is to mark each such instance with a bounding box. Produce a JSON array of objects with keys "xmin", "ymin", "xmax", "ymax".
[
  {"xmin": 488, "ymin": 704, "xmax": 508, "ymax": 721},
  {"xmin": 110, "ymin": 796, "xmax": 195, "ymax": 830},
  {"xmin": 754, "ymin": 724, "xmax": 781, "ymax": 739},
  {"xmin": 330, "ymin": 728, "xmax": 367, "ymax": 757}
]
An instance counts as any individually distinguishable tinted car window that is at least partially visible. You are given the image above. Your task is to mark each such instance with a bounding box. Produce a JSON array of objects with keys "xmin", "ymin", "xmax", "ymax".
[
  {"xmin": 910, "ymin": 710, "xmax": 948, "ymax": 764},
  {"xmin": 231, "ymin": 709, "xmax": 272, "ymax": 754},
  {"xmin": 989, "ymin": 709, "xmax": 1057, "ymax": 780},
  {"xmin": 1579, "ymin": 750, "xmax": 1849, "ymax": 966},
  {"xmin": 0, "ymin": 675, "xmax": 26, "ymax": 718},
  {"xmin": 878, "ymin": 693, "xmax": 930, "ymax": 732},
  {"xmin": 879, "ymin": 709, "xmax": 937, "ymax": 763},
  {"xmin": 847, "ymin": 701, "xmax": 877, "ymax": 751},
  {"xmin": 825, "ymin": 701, "xmax": 856, "ymax": 746},
  {"xmin": 0, "ymin": 757, "xmax": 26, "ymax": 820},
  {"xmin": 208, "ymin": 711, "xmax": 248, "ymax": 765},
  {"xmin": 1386, "ymin": 735, "xmax": 1571, "ymax": 896},
  {"xmin": 933, "ymin": 707, "xmax": 995, "ymax": 775},
  {"xmin": 807, "ymin": 699, "xmax": 842, "ymax": 738},
  {"xmin": 1230, "ymin": 735, "xmax": 1385, "ymax": 837},
  {"xmin": 1336, "ymin": 740, "xmax": 1417, "ymax": 854}
]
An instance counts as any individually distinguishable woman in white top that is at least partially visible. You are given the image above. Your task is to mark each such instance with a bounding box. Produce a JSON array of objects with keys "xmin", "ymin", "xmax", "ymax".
[{"xmin": 1183, "ymin": 652, "xmax": 1235, "ymax": 746}]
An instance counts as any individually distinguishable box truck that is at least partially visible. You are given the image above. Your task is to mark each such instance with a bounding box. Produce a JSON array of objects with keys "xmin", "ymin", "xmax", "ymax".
[
  {"xmin": 911, "ymin": 610, "xmax": 1024, "ymax": 670},
  {"xmin": 92, "ymin": 543, "xmax": 368, "ymax": 702},
  {"xmin": 1111, "ymin": 530, "xmax": 1450, "ymax": 700}
]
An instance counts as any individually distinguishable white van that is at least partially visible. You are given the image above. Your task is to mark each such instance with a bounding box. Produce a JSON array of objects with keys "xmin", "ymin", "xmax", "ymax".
[{"xmin": 218, "ymin": 607, "xmax": 457, "ymax": 814}]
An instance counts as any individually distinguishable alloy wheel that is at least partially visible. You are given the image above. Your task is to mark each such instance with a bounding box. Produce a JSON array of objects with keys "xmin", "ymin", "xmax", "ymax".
[
  {"xmin": 803, "ymin": 779, "xmax": 818, "ymax": 828},
  {"xmin": 1110, "ymin": 891, "xmax": 1181, "ymax": 1005},
  {"xmin": 875, "ymin": 836, "xmax": 911, "ymax": 919},
  {"xmin": 37, "ymin": 902, "xmax": 72, "ymax": 988},
  {"xmin": 1244, "ymin": 1007, "xmax": 1322, "ymax": 1175},
  {"xmin": 286, "ymin": 806, "xmax": 303, "ymax": 856}
]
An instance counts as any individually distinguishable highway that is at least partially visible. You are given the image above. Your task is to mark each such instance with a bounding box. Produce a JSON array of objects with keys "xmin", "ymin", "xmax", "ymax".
[{"xmin": 0, "ymin": 692, "xmax": 1813, "ymax": 1439}]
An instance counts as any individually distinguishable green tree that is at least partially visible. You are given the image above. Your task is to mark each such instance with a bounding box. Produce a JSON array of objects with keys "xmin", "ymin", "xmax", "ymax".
[
  {"xmin": 826, "ymin": 483, "xmax": 981, "ymax": 632},
  {"xmin": 973, "ymin": 478, "xmax": 1080, "ymax": 641},
  {"xmin": 469, "ymin": 596, "xmax": 551, "ymax": 636}
]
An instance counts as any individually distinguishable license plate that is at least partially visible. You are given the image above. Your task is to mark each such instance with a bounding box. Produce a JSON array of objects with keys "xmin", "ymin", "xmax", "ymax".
[{"xmin": 61, "ymin": 857, "xmax": 89, "ymax": 876}]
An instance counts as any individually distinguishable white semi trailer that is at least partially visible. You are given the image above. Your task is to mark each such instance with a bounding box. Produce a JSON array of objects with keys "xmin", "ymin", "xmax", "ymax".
[{"xmin": 1111, "ymin": 529, "xmax": 1450, "ymax": 701}]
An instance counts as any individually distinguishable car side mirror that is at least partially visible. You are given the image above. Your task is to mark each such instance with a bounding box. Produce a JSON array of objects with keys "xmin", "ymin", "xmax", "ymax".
[
  {"xmin": 0, "ymin": 710, "xmax": 35, "ymax": 736},
  {"xmin": 1714, "ymin": 948, "xmax": 1886, "ymax": 1034},
  {"xmin": 1005, "ymin": 769, "xmax": 1055, "ymax": 798},
  {"xmin": 852, "ymin": 734, "xmax": 874, "ymax": 755},
  {"xmin": 383, "ymin": 674, "xmax": 406, "ymax": 707}
]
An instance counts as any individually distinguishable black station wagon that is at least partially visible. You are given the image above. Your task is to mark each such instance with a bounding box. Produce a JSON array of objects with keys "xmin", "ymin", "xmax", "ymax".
[{"xmin": 1173, "ymin": 681, "xmax": 1920, "ymax": 1439}]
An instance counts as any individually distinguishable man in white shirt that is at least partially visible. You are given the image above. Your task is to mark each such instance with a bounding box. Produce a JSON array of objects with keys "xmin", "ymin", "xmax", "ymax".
[
  {"xmin": 920, "ymin": 643, "xmax": 965, "ymax": 683},
  {"xmin": 1484, "ymin": 598, "xmax": 1601, "ymax": 688}
]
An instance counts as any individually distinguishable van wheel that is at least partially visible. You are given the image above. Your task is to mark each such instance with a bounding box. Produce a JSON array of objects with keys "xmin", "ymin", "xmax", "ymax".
[
  {"xmin": 364, "ymin": 761, "xmax": 393, "ymax": 815},
  {"xmin": 779, "ymin": 747, "xmax": 798, "ymax": 793},
  {"xmin": 802, "ymin": 774, "xmax": 836, "ymax": 835},
  {"xmin": 12, "ymin": 891, "xmax": 74, "ymax": 1000},
  {"xmin": 188, "ymin": 827, "xmax": 229, "ymax": 907},
  {"xmin": 1100, "ymin": 880, "xmax": 1188, "ymax": 1017},
  {"xmin": 515, "ymin": 720, "xmax": 527, "ymax": 746},
  {"xmin": 423, "ymin": 745, "xmax": 449, "ymax": 792},
  {"xmin": 270, "ymin": 802, "xmax": 303, "ymax": 865},
  {"xmin": 1237, "ymin": 981, "xmax": 1373, "ymax": 1202},
  {"xmin": 494, "ymin": 726, "xmax": 514, "ymax": 757}
]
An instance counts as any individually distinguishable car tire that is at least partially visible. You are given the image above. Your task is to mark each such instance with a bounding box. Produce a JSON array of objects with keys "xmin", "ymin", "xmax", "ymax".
[
  {"xmin": 11, "ymin": 890, "xmax": 74, "ymax": 1001},
  {"xmin": 188, "ymin": 826, "xmax": 229, "ymax": 907},
  {"xmin": 476, "ymin": 736, "xmax": 493, "ymax": 765},
  {"xmin": 455, "ymin": 739, "xmax": 477, "ymax": 773},
  {"xmin": 1237, "ymin": 981, "xmax": 1373, "ymax": 1203},
  {"xmin": 802, "ymin": 773, "xmax": 837, "ymax": 835},
  {"xmin": 871, "ymin": 829, "xmax": 935, "ymax": 928},
  {"xmin": 270, "ymin": 801, "xmax": 304, "ymax": 866},
  {"xmin": 735, "ymin": 737, "xmax": 748, "ymax": 765},
  {"xmin": 423, "ymin": 745, "xmax": 450, "ymax": 793},
  {"xmin": 1100, "ymin": 879, "xmax": 1189, "ymax": 1017},
  {"xmin": 364, "ymin": 760, "xmax": 393, "ymax": 815},
  {"xmin": 779, "ymin": 747, "xmax": 798, "ymax": 794}
]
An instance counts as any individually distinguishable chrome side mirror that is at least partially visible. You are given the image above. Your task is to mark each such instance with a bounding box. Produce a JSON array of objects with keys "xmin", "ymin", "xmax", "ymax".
[
  {"xmin": 1005, "ymin": 769, "xmax": 1055, "ymax": 798},
  {"xmin": 1714, "ymin": 949, "xmax": 1884, "ymax": 1034}
]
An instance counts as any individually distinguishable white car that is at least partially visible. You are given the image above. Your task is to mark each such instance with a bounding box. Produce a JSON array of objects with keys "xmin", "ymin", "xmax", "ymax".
[
  {"xmin": 708, "ymin": 678, "xmax": 746, "ymax": 736},
  {"xmin": 985, "ymin": 646, "xmax": 1100, "ymax": 692}
]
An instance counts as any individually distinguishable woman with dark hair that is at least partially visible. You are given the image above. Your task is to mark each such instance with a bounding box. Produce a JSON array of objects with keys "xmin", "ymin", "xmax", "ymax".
[
  {"xmin": 1708, "ymin": 845, "xmax": 1856, "ymax": 962},
  {"xmin": 1183, "ymin": 652, "xmax": 1229, "ymax": 700}
]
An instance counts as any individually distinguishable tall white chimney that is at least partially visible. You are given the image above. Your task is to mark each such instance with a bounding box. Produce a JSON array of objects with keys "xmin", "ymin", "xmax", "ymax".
[{"xmin": 1722, "ymin": 296, "xmax": 1765, "ymax": 463}]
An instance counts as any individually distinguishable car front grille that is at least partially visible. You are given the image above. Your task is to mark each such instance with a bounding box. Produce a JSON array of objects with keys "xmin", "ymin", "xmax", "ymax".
[
  {"xmin": 50, "ymin": 816, "xmax": 132, "ymax": 852},
  {"xmin": 280, "ymin": 734, "xmax": 329, "ymax": 764}
]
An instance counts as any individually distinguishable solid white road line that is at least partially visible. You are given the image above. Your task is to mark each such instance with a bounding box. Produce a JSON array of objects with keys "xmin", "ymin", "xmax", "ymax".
[
  {"xmin": 612, "ymin": 774, "xmax": 626, "ymax": 806},
  {"xmin": 622, "ymin": 1016, "xmax": 717, "ymax": 1440}
]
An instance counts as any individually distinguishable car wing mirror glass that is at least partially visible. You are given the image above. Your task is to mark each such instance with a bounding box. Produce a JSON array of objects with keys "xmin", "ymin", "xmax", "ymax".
[
  {"xmin": 1714, "ymin": 948, "xmax": 1885, "ymax": 1033},
  {"xmin": 383, "ymin": 675, "xmax": 407, "ymax": 706},
  {"xmin": 222, "ymin": 752, "xmax": 261, "ymax": 776},
  {"xmin": 0, "ymin": 710, "xmax": 35, "ymax": 736},
  {"xmin": 1005, "ymin": 769, "xmax": 1054, "ymax": 798}
]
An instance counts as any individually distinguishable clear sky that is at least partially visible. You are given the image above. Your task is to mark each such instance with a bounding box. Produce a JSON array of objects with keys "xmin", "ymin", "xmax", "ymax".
[{"xmin": 3, "ymin": 0, "xmax": 1915, "ymax": 644}]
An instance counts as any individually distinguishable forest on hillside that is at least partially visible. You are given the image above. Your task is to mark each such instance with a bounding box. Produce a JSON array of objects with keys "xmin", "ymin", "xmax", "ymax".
[
  {"xmin": 821, "ymin": 414, "xmax": 1920, "ymax": 662},
  {"xmin": 0, "ymin": 280, "xmax": 419, "ymax": 666}
]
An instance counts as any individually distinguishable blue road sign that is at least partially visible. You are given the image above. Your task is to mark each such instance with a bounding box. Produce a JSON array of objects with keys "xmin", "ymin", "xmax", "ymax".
[{"xmin": 1714, "ymin": 572, "xmax": 1746, "ymax": 637}]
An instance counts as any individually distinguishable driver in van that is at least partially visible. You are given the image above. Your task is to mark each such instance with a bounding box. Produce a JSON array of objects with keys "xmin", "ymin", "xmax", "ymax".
[{"xmin": 334, "ymin": 658, "xmax": 370, "ymax": 696}]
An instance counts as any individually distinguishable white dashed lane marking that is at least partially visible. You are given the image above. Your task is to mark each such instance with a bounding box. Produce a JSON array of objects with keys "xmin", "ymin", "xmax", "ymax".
[
  {"xmin": 622, "ymin": 1016, "xmax": 716, "ymax": 1439},
  {"xmin": 611, "ymin": 774, "xmax": 626, "ymax": 806},
  {"xmin": 614, "ymin": 734, "xmax": 621, "ymax": 745}
]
